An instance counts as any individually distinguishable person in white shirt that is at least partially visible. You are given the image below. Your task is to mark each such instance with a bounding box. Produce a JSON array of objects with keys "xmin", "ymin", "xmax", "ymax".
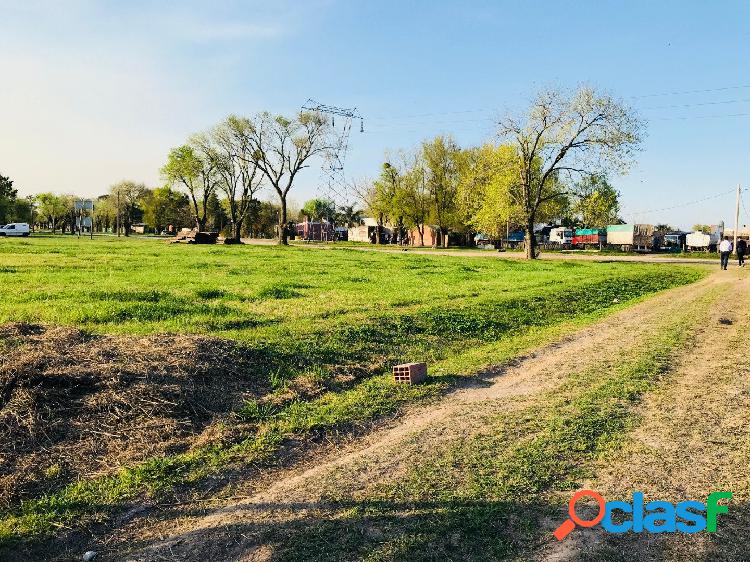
[{"xmin": 719, "ymin": 237, "xmax": 733, "ymax": 270}]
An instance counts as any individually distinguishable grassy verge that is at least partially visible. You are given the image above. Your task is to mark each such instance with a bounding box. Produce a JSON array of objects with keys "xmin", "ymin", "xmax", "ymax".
[
  {"xmin": 0, "ymin": 238, "xmax": 707, "ymax": 547},
  {"xmin": 258, "ymin": 285, "xmax": 721, "ymax": 562}
]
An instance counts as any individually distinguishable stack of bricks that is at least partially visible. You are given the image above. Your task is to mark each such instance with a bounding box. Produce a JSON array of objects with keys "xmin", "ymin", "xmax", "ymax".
[{"xmin": 392, "ymin": 362, "xmax": 427, "ymax": 384}]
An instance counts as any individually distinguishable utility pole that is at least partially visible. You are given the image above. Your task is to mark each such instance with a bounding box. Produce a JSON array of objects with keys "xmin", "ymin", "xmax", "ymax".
[{"xmin": 734, "ymin": 183, "xmax": 740, "ymax": 254}]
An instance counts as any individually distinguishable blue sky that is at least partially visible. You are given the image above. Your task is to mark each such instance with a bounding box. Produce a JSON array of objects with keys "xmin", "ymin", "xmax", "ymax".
[{"xmin": 1, "ymin": 0, "xmax": 749, "ymax": 229}]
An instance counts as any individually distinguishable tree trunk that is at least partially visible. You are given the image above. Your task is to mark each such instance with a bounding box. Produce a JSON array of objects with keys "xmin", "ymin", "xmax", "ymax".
[
  {"xmin": 278, "ymin": 197, "xmax": 288, "ymax": 245},
  {"xmin": 418, "ymin": 226, "xmax": 424, "ymax": 247},
  {"xmin": 376, "ymin": 213, "xmax": 383, "ymax": 244},
  {"xmin": 525, "ymin": 217, "xmax": 537, "ymax": 259},
  {"xmin": 232, "ymin": 219, "xmax": 243, "ymax": 243}
]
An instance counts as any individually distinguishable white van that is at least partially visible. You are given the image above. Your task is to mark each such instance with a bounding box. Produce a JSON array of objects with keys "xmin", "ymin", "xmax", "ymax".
[{"xmin": 0, "ymin": 223, "xmax": 31, "ymax": 236}]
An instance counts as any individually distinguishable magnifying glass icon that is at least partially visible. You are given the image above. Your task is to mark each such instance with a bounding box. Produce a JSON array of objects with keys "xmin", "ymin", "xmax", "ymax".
[{"xmin": 553, "ymin": 489, "xmax": 606, "ymax": 540}]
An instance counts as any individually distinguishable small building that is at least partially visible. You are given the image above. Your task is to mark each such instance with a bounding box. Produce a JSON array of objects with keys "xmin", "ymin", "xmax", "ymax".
[
  {"xmin": 132, "ymin": 223, "xmax": 147, "ymax": 234},
  {"xmin": 348, "ymin": 217, "xmax": 393, "ymax": 243},
  {"xmin": 296, "ymin": 218, "xmax": 334, "ymax": 241}
]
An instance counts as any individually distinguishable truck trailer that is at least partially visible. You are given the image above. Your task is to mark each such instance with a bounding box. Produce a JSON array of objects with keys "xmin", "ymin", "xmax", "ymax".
[
  {"xmin": 606, "ymin": 224, "xmax": 661, "ymax": 251},
  {"xmin": 572, "ymin": 228, "xmax": 606, "ymax": 249}
]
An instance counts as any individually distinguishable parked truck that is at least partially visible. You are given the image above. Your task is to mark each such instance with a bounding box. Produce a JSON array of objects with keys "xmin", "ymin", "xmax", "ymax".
[
  {"xmin": 572, "ymin": 228, "xmax": 606, "ymax": 249},
  {"xmin": 606, "ymin": 224, "xmax": 662, "ymax": 251},
  {"xmin": 548, "ymin": 226, "xmax": 573, "ymax": 246},
  {"xmin": 686, "ymin": 230, "xmax": 721, "ymax": 252}
]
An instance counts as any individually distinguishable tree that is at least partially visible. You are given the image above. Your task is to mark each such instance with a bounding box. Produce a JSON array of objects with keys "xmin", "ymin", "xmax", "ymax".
[
  {"xmin": 161, "ymin": 143, "xmax": 217, "ymax": 231},
  {"xmin": 499, "ymin": 86, "xmax": 644, "ymax": 258},
  {"xmin": 94, "ymin": 194, "xmax": 117, "ymax": 233},
  {"xmin": 335, "ymin": 204, "xmax": 362, "ymax": 228},
  {"xmin": 0, "ymin": 174, "xmax": 17, "ymax": 225},
  {"xmin": 142, "ymin": 185, "xmax": 191, "ymax": 233},
  {"xmin": 205, "ymin": 192, "xmax": 228, "ymax": 233},
  {"xmin": 571, "ymin": 174, "xmax": 620, "ymax": 228},
  {"xmin": 422, "ymin": 136, "xmax": 460, "ymax": 247},
  {"xmin": 110, "ymin": 180, "xmax": 147, "ymax": 236},
  {"xmin": 457, "ymin": 143, "xmax": 524, "ymax": 241},
  {"xmin": 35, "ymin": 193, "xmax": 69, "ymax": 234},
  {"xmin": 208, "ymin": 116, "xmax": 264, "ymax": 242},
  {"xmin": 13, "ymin": 198, "xmax": 33, "ymax": 224},
  {"xmin": 301, "ymin": 197, "xmax": 336, "ymax": 222},
  {"xmin": 246, "ymin": 111, "xmax": 332, "ymax": 245},
  {"xmin": 370, "ymin": 162, "xmax": 400, "ymax": 244},
  {"xmin": 395, "ymin": 154, "xmax": 431, "ymax": 246}
]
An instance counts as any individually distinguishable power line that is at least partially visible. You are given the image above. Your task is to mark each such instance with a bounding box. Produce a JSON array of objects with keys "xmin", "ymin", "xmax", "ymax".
[
  {"xmin": 630, "ymin": 187, "xmax": 738, "ymax": 216},
  {"xmin": 628, "ymin": 84, "xmax": 750, "ymax": 100},
  {"xmin": 366, "ymin": 83, "xmax": 750, "ymax": 125}
]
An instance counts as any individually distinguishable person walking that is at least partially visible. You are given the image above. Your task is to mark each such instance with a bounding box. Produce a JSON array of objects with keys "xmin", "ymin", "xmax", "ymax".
[
  {"xmin": 738, "ymin": 238, "xmax": 747, "ymax": 267},
  {"xmin": 720, "ymin": 236, "xmax": 733, "ymax": 270}
]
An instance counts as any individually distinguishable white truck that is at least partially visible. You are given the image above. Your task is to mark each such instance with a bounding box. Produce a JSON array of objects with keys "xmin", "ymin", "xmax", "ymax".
[
  {"xmin": 548, "ymin": 226, "xmax": 573, "ymax": 245},
  {"xmin": 686, "ymin": 230, "xmax": 721, "ymax": 252},
  {"xmin": 0, "ymin": 223, "xmax": 31, "ymax": 237}
]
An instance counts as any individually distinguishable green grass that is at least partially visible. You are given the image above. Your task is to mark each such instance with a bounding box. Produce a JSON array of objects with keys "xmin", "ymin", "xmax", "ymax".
[
  {"xmin": 262, "ymin": 286, "xmax": 720, "ymax": 562},
  {"xmin": 0, "ymin": 235, "xmax": 707, "ymax": 546}
]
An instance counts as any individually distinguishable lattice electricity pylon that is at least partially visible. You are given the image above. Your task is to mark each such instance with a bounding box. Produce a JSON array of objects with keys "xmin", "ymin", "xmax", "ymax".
[{"xmin": 301, "ymin": 99, "xmax": 363, "ymax": 206}]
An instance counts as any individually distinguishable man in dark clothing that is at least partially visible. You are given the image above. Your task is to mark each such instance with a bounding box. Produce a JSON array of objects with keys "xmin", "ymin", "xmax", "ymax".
[{"xmin": 738, "ymin": 238, "xmax": 747, "ymax": 267}]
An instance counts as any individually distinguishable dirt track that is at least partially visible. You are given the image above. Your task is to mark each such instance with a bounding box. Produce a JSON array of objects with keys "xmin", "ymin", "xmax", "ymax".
[{"xmin": 117, "ymin": 268, "xmax": 750, "ymax": 561}]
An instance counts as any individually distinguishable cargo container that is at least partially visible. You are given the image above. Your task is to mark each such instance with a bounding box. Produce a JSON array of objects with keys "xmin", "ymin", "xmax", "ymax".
[
  {"xmin": 572, "ymin": 228, "xmax": 606, "ymax": 248},
  {"xmin": 686, "ymin": 230, "xmax": 721, "ymax": 251},
  {"xmin": 606, "ymin": 224, "xmax": 662, "ymax": 251}
]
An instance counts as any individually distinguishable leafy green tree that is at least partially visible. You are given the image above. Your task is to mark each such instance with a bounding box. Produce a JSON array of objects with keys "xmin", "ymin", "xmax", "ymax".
[
  {"xmin": 499, "ymin": 86, "xmax": 644, "ymax": 258},
  {"xmin": 161, "ymin": 143, "xmax": 217, "ymax": 231},
  {"xmin": 205, "ymin": 192, "xmax": 228, "ymax": 233},
  {"xmin": 35, "ymin": 193, "xmax": 70, "ymax": 234},
  {"xmin": 109, "ymin": 181, "xmax": 147, "ymax": 236},
  {"xmin": 457, "ymin": 143, "xmax": 524, "ymax": 240},
  {"xmin": 422, "ymin": 136, "xmax": 460, "ymax": 247},
  {"xmin": 142, "ymin": 185, "xmax": 191, "ymax": 233},
  {"xmin": 692, "ymin": 224, "xmax": 713, "ymax": 234},
  {"xmin": 13, "ymin": 197, "xmax": 33, "ymax": 224},
  {"xmin": 571, "ymin": 174, "xmax": 620, "ymax": 228},
  {"xmin": 0, "ymin": 174, "xmax": 17, "ymax": 224},
  {"xmin": 301, "ymin": 198, "xmax": 336, "ymax": 222},
  {"xmin": 94, "ymin": 194, "xmax": 117, "ymax": 233},
  {"xmin": 395, "ymin": 154, "xmax": 431, "ymax": 246},
  {"xmin": 335, "ymin": 204, "xmax": 362, "ymax": 228},
  {"xmin": 370, "ymin": 162, "xmax": 400, "ymax": 243}
]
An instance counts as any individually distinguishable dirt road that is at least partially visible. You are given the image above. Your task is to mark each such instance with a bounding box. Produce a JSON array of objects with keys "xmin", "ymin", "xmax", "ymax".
[{"xmin": 117, "ymin": 269, "xmax": 750, "ymax": 561}]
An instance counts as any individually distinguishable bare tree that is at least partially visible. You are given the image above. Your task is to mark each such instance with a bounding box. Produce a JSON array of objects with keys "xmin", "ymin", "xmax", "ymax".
[
  {"xmin": 247, "ymin": 111, "xmax": 332, "ymax": 245},
  {"xmin": 209, "ymin": 116, "xmax": 264, "ymax": 243},
  {"xmin": 498, "ymin": 86, "xmax": 644, "ymax": 258}
]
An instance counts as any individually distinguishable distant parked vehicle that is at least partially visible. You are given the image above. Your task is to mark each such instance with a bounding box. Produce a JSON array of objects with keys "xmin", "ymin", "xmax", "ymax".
[
  {"xmin": 573, "ymin": 228, "xmax": 606, "ymax": 249},
  {"xmin": 606, "ymin": 224, "xmax": 661, "ymax": 252},
  {"xmin": 686, "ymin": 230, "xmax": 721, "ymax": 252},
  {"xmin": 548, "ymin": 226, "xmax": 573, "ymax": 246},
  {"xmin": 0, "ymin": 223, "xmax": 30, "ymax": 237}
]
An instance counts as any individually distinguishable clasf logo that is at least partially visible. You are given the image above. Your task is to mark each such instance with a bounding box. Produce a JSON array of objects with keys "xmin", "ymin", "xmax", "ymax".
[{"xmin": 554, "ymin": 489, "xmax": 733, "ymax": 540}]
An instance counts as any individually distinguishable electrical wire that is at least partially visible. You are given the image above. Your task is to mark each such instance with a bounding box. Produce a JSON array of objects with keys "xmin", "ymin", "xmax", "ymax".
[{"xmin": 630, "ymin": 187, "xmax": 738, "ymax": 216}]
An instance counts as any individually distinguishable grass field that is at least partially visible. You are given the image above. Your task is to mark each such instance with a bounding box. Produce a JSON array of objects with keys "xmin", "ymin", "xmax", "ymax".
[{"xmin": 0, "ymin": 235, "xmax": 707, "ymax": 554}]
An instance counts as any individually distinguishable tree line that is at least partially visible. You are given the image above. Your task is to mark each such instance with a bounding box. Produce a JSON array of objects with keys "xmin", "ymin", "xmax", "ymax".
[
  {"xmin": 358, "ymin": 86, "xmax": 642, "ymax": 257},
  {"xmin": 4, "ymin": 86, "xmax": 642, "ymax": 258}
]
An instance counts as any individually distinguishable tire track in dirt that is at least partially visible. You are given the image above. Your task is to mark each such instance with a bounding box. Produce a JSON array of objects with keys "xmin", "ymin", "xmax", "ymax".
[
  {"xmin": 123, "ymin": 271, "xmax": 730, "ymax": 562},
  {"xmin": 535, "ymin": 271, "xmax": 750, "ymax": 562}
]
